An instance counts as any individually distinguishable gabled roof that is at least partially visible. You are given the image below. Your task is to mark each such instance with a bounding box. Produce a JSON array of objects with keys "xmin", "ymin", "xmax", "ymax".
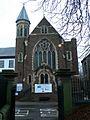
[
  {"xmin": 81, "ymin": 54, "xmax": 90, "ymax": 63},
  {"xmin": 0, "ymin": 47, "xmax": 15, "ymax": 57},
  {"xmin": 37, "ymin": 17, "xmax": 51, "ymax": 26},
  {"xmin": 31, "ymin": 17, "xmax": 58, "ymax": 33},
  {"xmin": 31, "ymin": 17, "xmax": 64, "ymax": 40},
  {"xmin": 16, "ymin": 6, "xmax": 30, "ymax": 23}
]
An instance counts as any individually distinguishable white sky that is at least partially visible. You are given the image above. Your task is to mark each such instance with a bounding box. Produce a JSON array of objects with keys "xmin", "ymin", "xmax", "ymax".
[
  {"xmin": 0, "ymin": 0, "xmax": 84, "ymax": 61},
  {"xmin": 0, "ymin": 0, "xmax": 44, "ymax": 48}
]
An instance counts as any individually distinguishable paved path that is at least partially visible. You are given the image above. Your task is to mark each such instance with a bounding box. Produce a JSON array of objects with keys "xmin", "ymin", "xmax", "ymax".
[{"xmin": 15, "ymin": 101, "xmax": 58, "ymax": 120}]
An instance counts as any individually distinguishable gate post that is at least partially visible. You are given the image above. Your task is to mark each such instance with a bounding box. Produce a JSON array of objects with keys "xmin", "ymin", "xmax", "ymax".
[
  {"xmin": 55, "ymin": 69, "xmax": 74, "ymax": 119},
  {"xmin": 0, "ymin": 70, "xmax": 17, "ymax": 120}
]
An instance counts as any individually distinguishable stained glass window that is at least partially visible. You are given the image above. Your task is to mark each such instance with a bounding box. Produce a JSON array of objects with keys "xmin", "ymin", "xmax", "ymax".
[{"xmin": 33, "ymin": 39, "xmax": 56, "ymax": 70}]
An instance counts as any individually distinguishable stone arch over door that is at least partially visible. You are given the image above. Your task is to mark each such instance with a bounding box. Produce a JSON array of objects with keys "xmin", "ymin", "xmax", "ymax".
[{"xmin": 32, "ymin": 65, "xmax": 57, "ymax": 93}]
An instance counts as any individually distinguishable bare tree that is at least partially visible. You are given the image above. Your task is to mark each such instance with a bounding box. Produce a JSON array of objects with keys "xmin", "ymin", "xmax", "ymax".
[{"xmin": 36, "ymin": 0, "xmax": 90, "ymax": 59}]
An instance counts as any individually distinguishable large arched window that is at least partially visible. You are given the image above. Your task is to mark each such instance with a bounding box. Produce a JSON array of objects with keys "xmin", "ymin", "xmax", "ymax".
[{"xmin": 33, "ymin": 39, "xmax": 56, "ymax": 70}]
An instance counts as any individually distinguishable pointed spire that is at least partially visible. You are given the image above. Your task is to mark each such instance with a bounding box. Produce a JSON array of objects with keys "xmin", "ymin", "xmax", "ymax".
[{"xmin": 16, "ymin": 5, "xmax": 30, "ymax": 23}]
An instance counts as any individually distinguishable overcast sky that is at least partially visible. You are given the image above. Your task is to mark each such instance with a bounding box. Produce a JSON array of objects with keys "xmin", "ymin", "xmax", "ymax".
[
  {"xmin": 0, "ymin": 0, "xmax": 84, "ymax": 61},
  {"xmin": 0, "ymin": 0, "xmax": 44, "ymax": 48}
]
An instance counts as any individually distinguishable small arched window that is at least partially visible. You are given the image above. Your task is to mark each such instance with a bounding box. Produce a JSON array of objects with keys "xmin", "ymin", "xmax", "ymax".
[
  {"xmin": 24, "ymin": 27, "xmax": 27, "ymax": 36},
  {"xmin": 41, "ymin": 25, "xmax": 48, "ymax": 34},
  {"xmin": 20, "ymin": 27, "xmax": 23, "ymax": 36},
  {"xmin": 18, "ymin": 52, "xmax": 23, "ymax": 62},
  {"xmin": 45, "ymin": 74, "xmax": 48, "ymax": 84},
  {"xmin": 40, "ymin": 73, "xmax": 48, "ymax": 84},
  {"xmin": 41, "ymin": 74, "xmax": 44, "ymax": 84}
]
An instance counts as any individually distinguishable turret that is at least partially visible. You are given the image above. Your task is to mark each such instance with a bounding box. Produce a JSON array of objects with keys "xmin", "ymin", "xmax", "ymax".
[
  {"xmin": 16, "ymin": 5, "xmax": 30, "ymax": 38},
  {"xmin": 15, "ymin": 6, "xmax": 30, "ymax": 83}
]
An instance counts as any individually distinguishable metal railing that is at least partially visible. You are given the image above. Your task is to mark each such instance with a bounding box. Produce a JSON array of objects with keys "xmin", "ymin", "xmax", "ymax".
[{"xmin": 72, "ymin": 79, "xmax": 90, "ymax": 104}]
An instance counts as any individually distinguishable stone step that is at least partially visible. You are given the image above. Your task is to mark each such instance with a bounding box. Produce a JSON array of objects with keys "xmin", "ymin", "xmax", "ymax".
[{"xmin": 17, "ymin": 90, "xmax": 57, "ymax": 102}]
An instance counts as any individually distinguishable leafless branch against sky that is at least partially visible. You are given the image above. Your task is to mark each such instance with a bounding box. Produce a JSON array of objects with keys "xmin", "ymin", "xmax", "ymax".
[{"xmin": 36, "ymin": 0, "xmax": 90, "ymax": 59}]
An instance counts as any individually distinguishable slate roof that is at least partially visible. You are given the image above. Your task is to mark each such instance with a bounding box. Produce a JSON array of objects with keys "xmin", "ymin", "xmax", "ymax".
[
  {"xmin": 16, "ymin": 6, "xmax": 30, "ymax": 23},
  {"xmin": 0, "ymin": 47, "xmax": 15, "ymax": 57}
]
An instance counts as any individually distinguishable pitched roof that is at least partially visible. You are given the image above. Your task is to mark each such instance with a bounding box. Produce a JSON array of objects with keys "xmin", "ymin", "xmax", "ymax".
[
  {"xmin": 37, "ymin": 17, "xmax": 51, "ymax": 26},
  {"xmin": 0, "ymin": 47, "xmax": 15, "ymax": 57},
  {"xmin": 16, "ymin": 6, "xmax": 30, "ymax": 23},
  {"xmin": 31, "ymin": 17, "xmax": 64, "ymax": 41}
]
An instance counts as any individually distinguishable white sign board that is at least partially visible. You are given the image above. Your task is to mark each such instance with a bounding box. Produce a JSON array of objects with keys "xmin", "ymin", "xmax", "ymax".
[
  {"xmin": 16, "ymin": 83, "xmax": 23, "ymax": 92},
  {"xmin": 35, "ymin": 84, "xmax": 52, "ymax": 93}
]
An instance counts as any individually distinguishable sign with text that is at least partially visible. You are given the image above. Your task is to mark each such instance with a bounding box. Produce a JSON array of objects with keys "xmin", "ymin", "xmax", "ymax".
[
  {"xmin": 16, "ymin": 83, "xmax": 23, "ymax": 92},
  {"xmin": 35, "ymin": 84, "xmax": 52, "ymax": 93}
]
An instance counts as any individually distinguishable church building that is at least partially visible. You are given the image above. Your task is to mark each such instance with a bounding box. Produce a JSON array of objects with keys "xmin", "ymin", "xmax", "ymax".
[{"xmin": 15, "ymin": 6, "xmax": 78, "ymax": 101}]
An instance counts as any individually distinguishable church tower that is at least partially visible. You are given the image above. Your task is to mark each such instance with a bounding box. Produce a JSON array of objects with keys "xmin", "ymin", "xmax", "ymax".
[
  {"xmin": 15, "ymin": 6, "xmax": 30, "ymax": 83},
  {"xmin": 15, "ymin": 5, "xmax": 78, "ymax": 103},
  {"xmin": 16, "ymin": 5, "xmax": 30, "ymax": 38}
]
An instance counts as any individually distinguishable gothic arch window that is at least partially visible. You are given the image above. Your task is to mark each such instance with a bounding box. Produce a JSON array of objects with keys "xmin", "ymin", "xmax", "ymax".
[
  {"xmin": 24, "ymin": 27, "xmax": 27, "ymax": 36},
  {"xmin": 45, "ymin": 74, "xmax": 48, "ymax": 83},
  {"xmin": 33, "ymin": 39, "xmax": 57, "ymax": 70},
  {"xmin": 40, "ymin": 73, "xmax": 48, "ymax": 84},
  {"xmin": 41, "ymin": 25, "xmax": 48, "ymax": 34},
  {"xmin": 41, "ymin": 74, "xmax": 44, "ymax": 84},
  {"xmin": 18, "ymin": 52, "xmax": 23, "ymax": 62}
]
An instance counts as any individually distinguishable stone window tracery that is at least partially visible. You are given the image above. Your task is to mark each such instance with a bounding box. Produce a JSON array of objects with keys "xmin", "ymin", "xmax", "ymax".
[{"xmin": 33, "ymin": 39, "xmax": 56, "ymax": 70}]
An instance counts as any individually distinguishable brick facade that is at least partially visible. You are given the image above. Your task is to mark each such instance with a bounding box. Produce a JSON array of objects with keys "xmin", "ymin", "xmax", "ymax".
[{"xmin": 15, "ymin": 16, "xmax": 78, "ymax": 98}]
